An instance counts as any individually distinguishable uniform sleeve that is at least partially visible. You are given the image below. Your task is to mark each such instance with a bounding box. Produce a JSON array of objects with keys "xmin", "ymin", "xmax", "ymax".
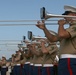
[{"xmin": 66, "ymin": 25, "xmax": 76, "ymax": 38}]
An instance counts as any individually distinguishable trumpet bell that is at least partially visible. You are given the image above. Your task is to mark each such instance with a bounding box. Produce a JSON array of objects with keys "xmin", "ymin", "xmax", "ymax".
[
  {"xmin": 40, "ymin": 7, "xmax": 50, "ymax": 19},
  {"xmin": 28, "ymin": 31, "xmax": 33, "ymax": 40}
]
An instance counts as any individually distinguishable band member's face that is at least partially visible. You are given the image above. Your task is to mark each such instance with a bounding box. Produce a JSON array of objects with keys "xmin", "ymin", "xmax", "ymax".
[
  {"xmin": 2, "ymin": 57, "xmax": 6, "ymax": 61},
  {"xmin": 64, "ymin": 13, "xmax": 75, "ymax": 23},
  {"xmin": 65, "ymin": 13, "xmax": 76, "ymax": 25}
]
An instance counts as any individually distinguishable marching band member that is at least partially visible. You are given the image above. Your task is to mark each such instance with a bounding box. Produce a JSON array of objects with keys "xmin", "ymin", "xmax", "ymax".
[
  {"xmin": 6, "ymin": 61, "xmax": 11, "ymax": 75},
  {"xmin": 10, "ymin": 54, "xmax": 16, "ymax": 75},
  {"xmin": 1, "ymin": 55, "xmax": 8, "ymax": 75},
  {"xmin": 30, "ymin": 40, "xmax": 43, "ymax": 75},
  {"xmin": 40, "ymin": 39, "xmax": 58, "ymax": 75},
  {"xmin": 23, "ymin": 44, "xmax": 32, "ymax": 75},
  {"xmin": 36, "ymin": 5, "xmax": 76, "ymax": 75},
  {"xmin": 28, "ymin": 44, "xmax": 34, "ymax": 75},
  {"xmin": 13, "ymin": 50, "xmax": 25, "ymax": 75}
]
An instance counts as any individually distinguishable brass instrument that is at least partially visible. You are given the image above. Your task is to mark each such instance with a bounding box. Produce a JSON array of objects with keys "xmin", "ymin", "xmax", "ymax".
[{"xmin": 40, "ymin": 7, "xmax": 76, "ymax": 20}]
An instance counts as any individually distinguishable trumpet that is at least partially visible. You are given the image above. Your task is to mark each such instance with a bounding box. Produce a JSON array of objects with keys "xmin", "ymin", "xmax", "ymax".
[
  {"xmin": 40, "ymin": 7, "xmax": 76, "ymax": 20},
  {"xmin": 28, "ymin": 31, "xmax": 47, "ymax": 40},
  {"xmin": 32, "ymin": 36, "xmax": 47, "ymax": 41}
]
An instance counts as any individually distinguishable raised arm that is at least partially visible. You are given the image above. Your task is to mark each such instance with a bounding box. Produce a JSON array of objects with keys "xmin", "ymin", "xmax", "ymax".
[{"xmin": 36, "ymin": 21, "xmax": 59, "ymax": 42}]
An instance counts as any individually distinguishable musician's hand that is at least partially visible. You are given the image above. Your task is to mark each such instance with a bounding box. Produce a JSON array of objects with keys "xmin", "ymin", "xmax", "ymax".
[
  {"xmin": 58, "ymin": 19, "xmax": 67, "ymax": 26},
  {"xmin": 36, "ymin": 21, "xmax": 46, "ymax": 30},
  {"xmin": 30, "ymin": 44, "xmax": 36, "ymax": 50}
]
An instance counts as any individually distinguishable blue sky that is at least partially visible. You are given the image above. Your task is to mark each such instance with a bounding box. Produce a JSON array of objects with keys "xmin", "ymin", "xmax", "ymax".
[{"xmin": 0, "ymin": 0, "xmax": 76, "ymax": 59}]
